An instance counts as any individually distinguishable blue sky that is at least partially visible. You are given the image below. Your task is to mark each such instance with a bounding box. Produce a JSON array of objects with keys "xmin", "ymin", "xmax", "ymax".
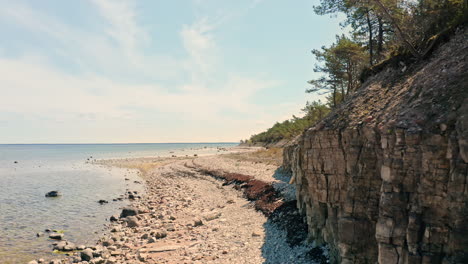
[{"xmin": 0, "ymin": 0, "xmax": 344, "ymax": 143}]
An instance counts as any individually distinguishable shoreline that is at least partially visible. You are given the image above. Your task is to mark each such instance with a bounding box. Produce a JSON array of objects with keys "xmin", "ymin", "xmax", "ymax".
[{"xmin": 28, "ymin": 147, "xmax": 327, "ymax": 264}]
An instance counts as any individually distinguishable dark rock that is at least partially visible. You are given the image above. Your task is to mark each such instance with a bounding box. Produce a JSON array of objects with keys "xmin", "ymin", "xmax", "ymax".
[
  {"xmin": 120, "ymin": 207, "xmax": 138, "ymax": 218},
  {"xmin": 36, "ymin": 232, "xmax": 43, "ymax": 237},
  {"xmin": 109, "ymin": 215, "xmax": 118, "ymax": 222},
  {"xmin": 98, "ymin": 200, "xmax": 108, "ymax": 204},
  {"xmin": 14, "ymin": 161, "xmax": 18, "ymax": 164},
  {"xmin": 81, "ymin": 248, "xmax": 93, "ymax": 261},
  {"xmin": 45, "ymin": 191, "xmax": 61, "ymax": 197}
]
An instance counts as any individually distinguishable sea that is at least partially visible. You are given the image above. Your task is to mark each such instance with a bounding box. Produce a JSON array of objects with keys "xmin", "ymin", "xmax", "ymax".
[{"xmin": 0, "ymin": 143, "xmax": 237, "ymax": 263}]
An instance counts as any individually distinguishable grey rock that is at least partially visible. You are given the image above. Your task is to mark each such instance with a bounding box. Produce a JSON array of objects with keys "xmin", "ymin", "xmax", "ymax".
[
  {"xmin": 125, "ymin": 216, "xmax": 139, "ymax": 227},
  {"xmin": 81, "ymin": 248, "xmax": 93, "ymax": 261}
]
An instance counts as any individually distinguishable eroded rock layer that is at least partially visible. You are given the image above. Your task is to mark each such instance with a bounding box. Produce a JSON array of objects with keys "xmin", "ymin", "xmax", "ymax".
[{"xmin": 287, "ymin": 28, "xmax": 468, "ymax": 263}]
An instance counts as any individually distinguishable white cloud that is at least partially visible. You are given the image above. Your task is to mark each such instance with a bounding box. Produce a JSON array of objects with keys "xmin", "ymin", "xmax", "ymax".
[{"xmin": 0, "ymin": 0, "xmax": 301, "ymax": 143}]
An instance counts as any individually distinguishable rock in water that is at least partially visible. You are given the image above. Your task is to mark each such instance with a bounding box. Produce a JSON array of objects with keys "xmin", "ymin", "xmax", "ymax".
[
  {"xmin": 120, "ymin": 207, "xmax": 138, "ymax": 218},
  {"xmin": 48, "ymin": 233, "xmax": 63, "ymax": 240},
  {"xmin": 45, "ymin": 191, "xmax": 61, "ymax": 197}
]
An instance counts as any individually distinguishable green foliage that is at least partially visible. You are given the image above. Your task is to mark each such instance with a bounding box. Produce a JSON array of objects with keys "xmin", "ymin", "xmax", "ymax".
[
  {"xmin": 249, "ymin": 100, "xmax": 330, "ymax": 144},
  {"xmin": 307, "ymin": 35, "xmax": 367, "ymax": 107}
]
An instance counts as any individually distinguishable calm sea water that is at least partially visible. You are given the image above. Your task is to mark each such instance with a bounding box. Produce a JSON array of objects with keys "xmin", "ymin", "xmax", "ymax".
[{"xmin": 0, "ymin": 143, "xmax": 236, "ymax": 263}]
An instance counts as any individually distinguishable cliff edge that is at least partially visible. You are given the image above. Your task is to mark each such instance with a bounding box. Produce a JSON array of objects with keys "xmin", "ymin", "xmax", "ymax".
[{"xmin": 287, "ymin": 28, "xmax": 468, "ymax": 263}]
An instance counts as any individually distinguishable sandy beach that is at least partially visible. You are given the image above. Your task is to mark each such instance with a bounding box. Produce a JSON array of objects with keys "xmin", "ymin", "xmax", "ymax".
[{"xmin": 28, "ymin": 147, "xmax": 326, "ymax": 264}]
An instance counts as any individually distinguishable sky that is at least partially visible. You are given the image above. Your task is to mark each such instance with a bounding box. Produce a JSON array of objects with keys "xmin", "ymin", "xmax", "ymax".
[{"xmin": 0, "ymin": 0, "xmax": 345, "ymax": 143}]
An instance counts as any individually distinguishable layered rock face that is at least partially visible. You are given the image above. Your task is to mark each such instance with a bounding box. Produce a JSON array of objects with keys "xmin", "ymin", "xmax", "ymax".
[{"xmin": 288, "ymin": 29, "xmax": 468, "ymax": 263}]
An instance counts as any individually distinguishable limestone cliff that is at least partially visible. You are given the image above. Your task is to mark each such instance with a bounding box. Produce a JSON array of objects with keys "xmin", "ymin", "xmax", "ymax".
[{"xmin": 287, "ymin": 28, "xmax": 468, "ymax": 263}]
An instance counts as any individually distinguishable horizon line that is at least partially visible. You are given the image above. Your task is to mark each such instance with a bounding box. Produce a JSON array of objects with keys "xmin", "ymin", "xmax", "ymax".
[{"xmin": 0, "ymin": 142, "xmax": 239, "ymax": 145}]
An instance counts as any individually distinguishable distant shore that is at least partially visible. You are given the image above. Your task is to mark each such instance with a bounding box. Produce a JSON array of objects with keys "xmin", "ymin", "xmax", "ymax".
[{"xmin": 28, "ymin": 146, "xmax": 326, "ymax": 264}]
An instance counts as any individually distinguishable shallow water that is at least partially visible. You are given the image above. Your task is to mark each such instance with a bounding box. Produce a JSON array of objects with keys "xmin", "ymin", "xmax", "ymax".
[{"xmin": 0, "ymin": 143, "xmax": 236, "ymax": 263}]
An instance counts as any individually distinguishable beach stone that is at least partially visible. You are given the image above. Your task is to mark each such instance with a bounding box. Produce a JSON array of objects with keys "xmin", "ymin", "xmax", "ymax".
[
  {"xmin": 203, "ymin": 211, "xmax": 221, "ymax": 221},
  {"xmin": 49, "ymin": 233, "xmax": 63, "ymax": 240},
  {"xmin": 109, "ymin": 215, "xmax": 118, "ymax": 222},
  {"xmin": 36, "ymin": 232, "xmax": 44, "ymax": 237},
  {"xmin": 76, "ymin": 245, "xmax": 86, "ymax": 250},
  {"xmin": 81, "ymin": 248, "xmax": 93, "ymax": 261},
  {"xmin": 48, "ymin": 259, "xmax": 61, "ymax": 264},
  {"xmin": 106, "ymin": 257, "xmax": 117, "ymax": 264},
  {"xmin": 120, "ymin": 207, "xmax": 138, "ymax": 218},
  {"xmin": 102, "ymin": 239, "xmax": 114, "ymax": 246},
  {"xmin": 111, "ymin": 226, "xmax": 121, "ymax": 232},
  {"xmin": 38, "ymin": 259, "xmax": 45, "ymax": 263},
  {"xmin": 45, "ymin": 191, "xmax": 61, "ymax": 197},
  {"xmin": 90, "ymin": 257, "xmax": 105, "ymax": 264},
  {"xmin": 194, "ymin": 219, "xmax": 203, "ymax": 227},
  {"xmin": 27, "ymin": 261, "xmax": 38, "ymax": 264},
  {"xmin": 125, "ymin": 216, "xmax": 140, "ymax": 227}
]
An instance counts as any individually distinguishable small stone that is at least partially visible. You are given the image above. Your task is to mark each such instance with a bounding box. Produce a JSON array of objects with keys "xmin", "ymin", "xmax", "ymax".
[
  {"xmin": 120, "ymin": 207, "xmax": 138, "ymax": 218},
  {"xmin": 81, "ymin": 248, "xmax": 93, "ymax": 261},
  {"xmin": 27, "ymin": 261, "xmax": 38, "ymax": 264},
  {"xmin": 203, "ymin": 211, "xmax": 221, "ymax": 221},
  {"xmin": 45, "ymin": 191, "xmax": 61, "ymax": 197},
  {"xmin": 49, "ymin": 233, "xmax": 63, "ymax": 240},
  {"xmin": 102, "ymin": 239, "xmax": 114, "ymax": 246},
  {"xmin": 76, "ymin": 245, "xmax": 86, "ymax": 250},
  {"xmin": 36, "ymin": 232, "xmax": 44, "ymax": 237},
  {"xmin": 90, "ymin": 257, "xmax": 105, "ymax": 264},
  {"xmin": 194, "ymin": 219, "xmax": 203, "ymax": 227},
  {"xmin": 98, "ymin": 200, "xmax": 108, "ymax": 204},
  {"xmin": 252, "ymin": 231, "xmax": 261, "ymax": 237},
  {"xmin": 155, "ymin": 231, "xmax": 167, "ymax": 239},
  {"xmin": 125, "ymin": 216, "xmax": 140, "ymax": 227},
  {"xmin": 109, "ymin": 215, "xmax": 118, "ymax": 222}
]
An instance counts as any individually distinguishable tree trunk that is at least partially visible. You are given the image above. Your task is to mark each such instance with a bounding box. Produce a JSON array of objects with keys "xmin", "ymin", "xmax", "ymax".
[
  {"xmin": 377, "ymin": 16, "xmax": 383, "ymax": 60},
  {"xmin": 371, "ymin": 0, "xmax": 421, "ymax": 58},
  {"xmin": 332, "ymin": 89, "xmax": 337, "ymax": 108},
  {"xmin": 366, "ymin": 8, "xmax": 374, "ymax": 66}
]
